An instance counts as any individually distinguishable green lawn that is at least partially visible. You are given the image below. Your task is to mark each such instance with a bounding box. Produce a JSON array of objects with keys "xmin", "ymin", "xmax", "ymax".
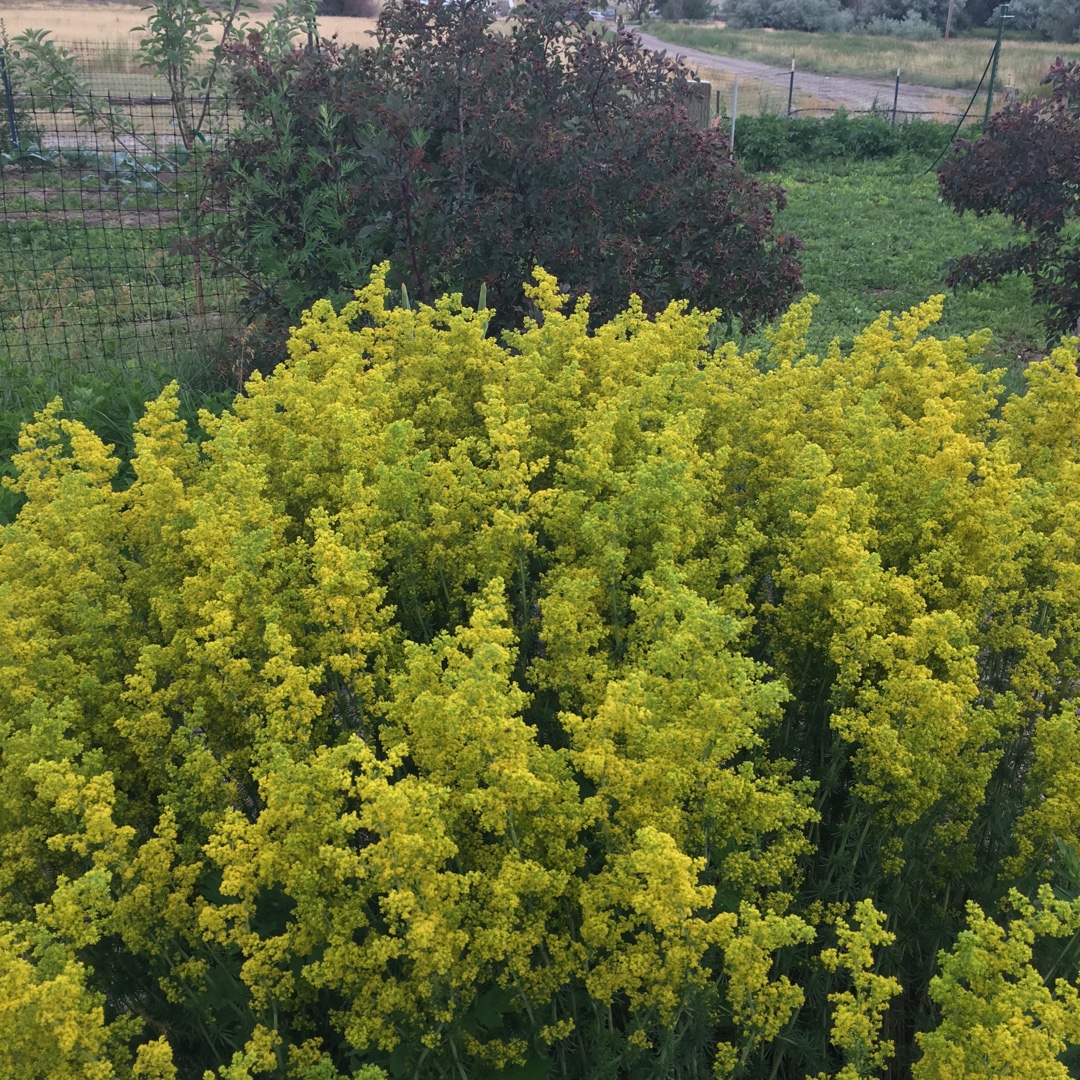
[{"xmin": 745, "ymin": 156, "xmax": 1045, "ymax": 382}]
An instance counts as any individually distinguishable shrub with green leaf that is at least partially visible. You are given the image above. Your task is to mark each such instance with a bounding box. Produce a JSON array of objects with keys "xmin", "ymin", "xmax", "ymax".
[
  {"xmin": 207, "ymin": 0, "xmax": 802, "ymax": 337},
  {"xmin": 938, "ymin": 58, "xmax": 1080, "ymax": 344},
  {"xmin": 733, "ymin": 112, "xmax": 955, "ymax": 173}
]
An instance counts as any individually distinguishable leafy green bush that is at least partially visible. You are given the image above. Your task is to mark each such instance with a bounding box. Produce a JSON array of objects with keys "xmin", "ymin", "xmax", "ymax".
[
  {"xmin": 991, "ymin": 0, "xmax": 1080, "ymax": 42},
  {"xmin": 862, "ymin": 10, "xmax": 942, "ymax": 37},
  {"xmin": 939, "ymin": 58, "xmax": 1080, "ymax": 342},
  {"xmin": 722, "ymin": 0, "xmax": 854, "ymax": 32},
  {"xmin": 734, "ymin": 112, "xmax": 960, "ymax": 171},
  {"xmin": 660, "ymin": 0, "xmax": 719, "ymax": 20},
  {"xmin": 208, "ymin": 0, "xmax": 802, "ymax": 337},
  {"xmin": 0, "ymin": 23, "xmax": 43, "ymax": 156}
]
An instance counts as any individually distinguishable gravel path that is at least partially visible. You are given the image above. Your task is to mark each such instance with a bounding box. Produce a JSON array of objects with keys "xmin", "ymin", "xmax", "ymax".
[{"xmin": 631, "ymin": 29, "xmax": 976, "ymax": 116}]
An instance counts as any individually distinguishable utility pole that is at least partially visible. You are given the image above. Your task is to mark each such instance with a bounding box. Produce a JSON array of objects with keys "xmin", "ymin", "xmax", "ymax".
[
  {"xmin": 984, "ymin": 2, "xmax": 1013, "ymax": 126},
  {"xmin": 945, "ymin": 0, "xmax": 955, "ymax": 38}
]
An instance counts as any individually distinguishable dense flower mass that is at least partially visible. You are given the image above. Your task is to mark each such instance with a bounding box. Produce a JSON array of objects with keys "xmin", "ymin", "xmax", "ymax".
[{"xmin": 1, "ymin": 267, "xmax": 1079, "ymax": 1080}]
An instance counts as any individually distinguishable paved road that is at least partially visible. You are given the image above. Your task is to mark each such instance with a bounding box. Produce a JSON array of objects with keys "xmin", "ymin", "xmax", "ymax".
[{"xmin": 631, "ymin": 29, "xmax": 975, "ymax": 116}]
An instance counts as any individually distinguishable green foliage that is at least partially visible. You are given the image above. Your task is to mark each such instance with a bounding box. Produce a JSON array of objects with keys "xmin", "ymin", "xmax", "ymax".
[
  {"xmin": 9, "ymin": 1, "xmax": 316, "ymax": 151},
  {"xmin": 759, "ymin": 156, "xmax": 1044, "ymax": 364},
  {"xmin": 733, "ymin": 111, "xmax": 953, "ymax": 171},
  {"xmin": 0, "ymin": 23, "xmax": 43, "ymax": 156},
  {"xmin": 996, "ymin": 0, "xmax": 1080, "ymax": 43},
  {"xmin": 208, "ymin": 0, "xmax": 802, "ymax": 336},
  {"xmin": 914, "ymin": 889, "xmax": 1080, "ymax": 1079},
  {"xmin": 1, "ymin": 265, "xmax": 1080, "ymax": 1077},
  {"xmin": 722, "ymin": 0, "xmax": 854, "ymax": 33},
  {"xmin": 132, "ymin": 0, "xmax": 255, "ymax": 150},
  {"xmin": 938, "ymin": 58, "xmax": 1080, "ymax": 344},
  {"xmin": 691, "ymin": 0, "xmax": 955, "ymax": 33},
  {"xmin": 861, "ymin": 10, "xmax": 943, "ymax": 38},
  {"xmin": 660, "ymin": 0, "xmax": 718, "ymax": 21},
  {"xmin": 0, "ymin": 345, "xmax": 231, "ymax": 524}
]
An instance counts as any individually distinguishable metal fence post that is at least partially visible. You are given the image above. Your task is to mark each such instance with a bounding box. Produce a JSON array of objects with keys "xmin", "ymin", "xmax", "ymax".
[
  {"xmin": 730, "ymin": 74, "xmax": 739, "ymax": 158},
  {"xmin": 787, "ymin": 59, "xmax": 795, "ymax": 118},
  {"xmin": 0, "ymin": 48, "xmax": 19, "ymax": 150},
  {"xmin": 891, "ymin": 68, "xmax": 899, "ymax": 127},
  {"xmin": 984, "ymin": 2, "xmax": 1013, "ymax": 126}
]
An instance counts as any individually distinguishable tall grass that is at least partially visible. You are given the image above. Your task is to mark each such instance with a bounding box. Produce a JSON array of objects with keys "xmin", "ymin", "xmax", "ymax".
[{"xmin": 644, "ymin": 23, "xmax": 1080, "ymax": 93}]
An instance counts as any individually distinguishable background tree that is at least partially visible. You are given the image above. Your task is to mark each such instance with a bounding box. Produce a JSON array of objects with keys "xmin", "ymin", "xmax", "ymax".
[
  {"xmin": 660, "ymin": 0, "xmax": 718, "ymax": 20},
  {"xmin": 1003, "ymin": 0, "xmax": 1080, "ymax": 42},
  {"xmin": 721, "ymin": 0, "xmax": 969, "ymax": 36},
  {"xmin": 721, "ymin": 0, "xmax": 856, "ymax": 32},
  {"xmin": 938, "ymin": 58, "xmax": 1080, "ymax": 342},
  {"xmin": 624, "ymin": 0, "xmax": 656, "ymax": 24},
  {"xmin": 207, "ymin": 0, "xmax": 801, "ymax": 338},
  {"xmin": 316, "ymin": 0, "xmax": 382, "ymax": 15}
]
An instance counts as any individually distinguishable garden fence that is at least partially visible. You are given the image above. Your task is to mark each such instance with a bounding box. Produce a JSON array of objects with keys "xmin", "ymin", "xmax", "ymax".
[
  {"xmin": 695, "ymin": 63, "xmax": 995, "ymax": 126},
  {"xmin": 0, "ymin": 77, "xmax": 242, "ymax": 380},
  {"xmin": 0, "ymin": 36, "xmax": 246, "ymax": 382},
  {"xmin": 0, "ymin": 41, "xmax": 988, "ymax": 378}
]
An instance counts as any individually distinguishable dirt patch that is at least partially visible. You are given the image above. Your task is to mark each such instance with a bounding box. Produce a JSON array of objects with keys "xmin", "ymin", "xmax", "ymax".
[
  {"xmin": 1, "ymin": 185, "xmax": 64, "ymax": 205},
  {"xmin": 0, "ymin": 206, "xmax": 179, "ymax": 227}
]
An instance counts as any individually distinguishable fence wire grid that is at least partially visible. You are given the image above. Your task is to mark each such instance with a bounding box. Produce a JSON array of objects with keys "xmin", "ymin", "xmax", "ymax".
[
  {"xmin": 685, "ymin": 65, "xmax": 997, "ymax": 125},
  {"xmin": 0, "ymin": 49, "xmax": 243, "ymax": 380},
  {"xmin": 1, "ymin": 41, "xmax": 985, "ymax": 379}
]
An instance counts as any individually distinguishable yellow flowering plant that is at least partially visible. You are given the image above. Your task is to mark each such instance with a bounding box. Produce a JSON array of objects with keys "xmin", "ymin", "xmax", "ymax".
[{"xmin": 1, "ymin": 265, "xmax": 1079, "ymax": 1079}]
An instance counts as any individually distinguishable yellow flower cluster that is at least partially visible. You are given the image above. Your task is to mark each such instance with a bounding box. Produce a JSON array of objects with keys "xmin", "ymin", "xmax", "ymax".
[
  {"xmin": 1, "ymin": 264, "xmax": 1079, "ymax": 1079},
  {"xmin": 915, "ymin": 889, "xmax": 1080, "ymax": 1080}
]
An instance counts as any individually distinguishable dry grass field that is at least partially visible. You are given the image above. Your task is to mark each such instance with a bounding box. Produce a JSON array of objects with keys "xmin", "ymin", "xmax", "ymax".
[
  {"xmin": 0, "ymin": 3, "xmax": 147, "ymax": 47},
  {"xmin": 317, "ymin": 14, "xmax": 382, "ymax": 43},
  {"xmin": 0, "ymin": 1, "xmax": 380, "ymax": 49},
  {"xmin": 649, "ymin": 19, "xmax": 1080, "ymax": 94}
]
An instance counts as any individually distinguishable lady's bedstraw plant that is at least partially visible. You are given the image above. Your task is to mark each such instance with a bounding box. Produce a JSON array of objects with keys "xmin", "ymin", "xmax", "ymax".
[{"xmin": 0, "ymin": 268, "xmax": 1079, "ymax": 1078}]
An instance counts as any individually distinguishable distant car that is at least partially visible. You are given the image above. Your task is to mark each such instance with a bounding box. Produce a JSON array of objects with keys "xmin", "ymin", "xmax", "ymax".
[
  {"xmin": 603, "ymin": 7, "xmax": 617, "ymax": 16},
  {"xmin": 588, "ymin": 9, "xmax": 607, "ymax": 17}
]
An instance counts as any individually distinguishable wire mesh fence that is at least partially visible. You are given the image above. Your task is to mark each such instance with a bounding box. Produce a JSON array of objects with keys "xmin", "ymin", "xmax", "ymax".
[
  {"xmin": 47, "ymin": 40, "xmax": 172, "ymax": 98},
  {"xmin": 690, "ymin": 64, "xmax": 990, "ymax": 125},
  {"xmin": 0, "ymin": 76, "xmax": 243, "ymax": 381},
  {"xmin": 0, "ymin": 39, "xmax": 988, "ymax": 380}
]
